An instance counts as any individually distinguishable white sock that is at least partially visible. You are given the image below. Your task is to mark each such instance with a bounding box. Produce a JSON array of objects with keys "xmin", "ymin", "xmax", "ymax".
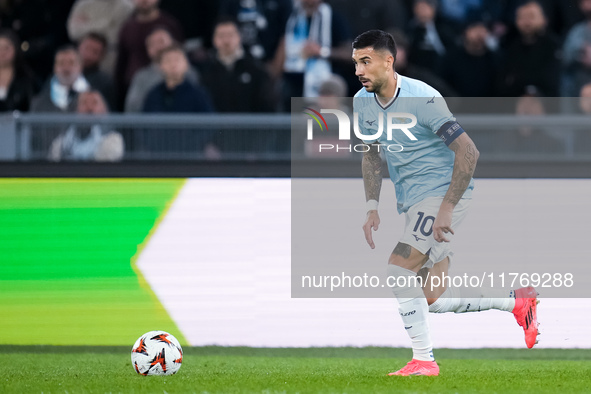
[
  {"xmin": 429, "ymin": 286, "xmax": 516, "ymax": 314},
  {"xmin": 388, "ymin": 264, "xmax": 434, "ymax": 361}
]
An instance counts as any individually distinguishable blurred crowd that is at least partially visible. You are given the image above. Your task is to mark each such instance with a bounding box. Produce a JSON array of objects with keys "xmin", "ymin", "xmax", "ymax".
[
  {"xmin": 3, "ymin": 0, "xmax": 591, "ymax": 113},
  {"xmin": 1, "ymin": 0, "xmax": 591, "ymax": 159}
]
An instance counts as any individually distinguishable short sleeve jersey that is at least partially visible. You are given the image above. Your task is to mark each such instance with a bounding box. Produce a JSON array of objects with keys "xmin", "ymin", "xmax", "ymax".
[{"xmin": 354, "ymin": 73, "xmax": 474, "ymax": 213}]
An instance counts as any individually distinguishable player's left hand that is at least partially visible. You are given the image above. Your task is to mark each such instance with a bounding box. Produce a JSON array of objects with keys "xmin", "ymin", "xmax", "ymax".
[
  {"xmin": 362, "ymin": 210, "xmax": 380, "ymax": 249},
  {"xmin": 433, "ymin": 209, "xmax": 454, "ymax": 243}
]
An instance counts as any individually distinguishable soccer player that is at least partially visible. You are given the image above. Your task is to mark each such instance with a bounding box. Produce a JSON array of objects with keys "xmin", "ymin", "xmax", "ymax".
[{"xmin": 352, "ymin": 30, "xmax": 540, "ymax": 376}]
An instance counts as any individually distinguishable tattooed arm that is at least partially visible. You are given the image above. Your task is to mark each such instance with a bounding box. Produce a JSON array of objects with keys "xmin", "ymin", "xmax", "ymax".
[
  {"xmin": 433, "ymin": 132, "xmax": 480, "ymax": 243},
  {"xmin": 362, "ymin": 144, "xmax": 383, "ymax": 249},
  {"xmin": 362, "ymin": 143, "xmax": 383, "ymax": 203}
]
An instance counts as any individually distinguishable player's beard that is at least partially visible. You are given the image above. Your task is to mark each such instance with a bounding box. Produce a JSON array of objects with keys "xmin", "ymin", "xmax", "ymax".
[
  {"xmin": 368, "ymin": 78, "xmax": 385, "ymax": 95},
  {"xmin": 361, "ymin": 78, "xmax": 379, "ymax": 93}
]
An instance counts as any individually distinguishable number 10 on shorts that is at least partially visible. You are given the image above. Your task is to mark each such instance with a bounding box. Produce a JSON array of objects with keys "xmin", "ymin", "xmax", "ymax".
[{"xmin": 413, "ymin": 211, "xmax": 434, "ymax": 237}]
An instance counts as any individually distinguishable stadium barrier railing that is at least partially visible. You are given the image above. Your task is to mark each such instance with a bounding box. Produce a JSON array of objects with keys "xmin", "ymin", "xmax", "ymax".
[{"xmin": 0, "ymin": 112, "xmax": 589, "ymax": 162}]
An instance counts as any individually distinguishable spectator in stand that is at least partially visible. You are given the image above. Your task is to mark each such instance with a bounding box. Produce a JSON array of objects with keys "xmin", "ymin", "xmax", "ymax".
[
  {"xmin": 579, "ymin": 82, "xmax": 591, "ymax": 112},
  {"xmin": 281, "ymin": 0, "xmax": 352, "ymax": 108},
  {"xmin": 142, "ymin": 44, "xmax": 217, "ymax": 158},
  {"xmin": 508, "ymin": 93, "xmax": 564, "ymax": 153},
  {"xmin": 498, "ymin": 1, "xmax": 561, "ymax": 96},
  {"xmin": 406, "ymin": 0, "xmax": 456, "ymax": 73},
  {"xmin": 67, "ymin": 0, "xmax": 134, "ymax": 77},
  {"xmin": 487, "ymin": 90, "xmax": 563, "ymax": 153},
  {"xmin": 500, "ymin": 0, "xmax": 584, "ymax": 39},
  {"xmin": 441, "ymin": 20, "xmax": 498, "ymax": 97},
  {"xmin": 389, "ymin": 29, "xmax": 457, "ymax": 97},
  {"xmin": 30, "ymin": 45, "xmax": 90, "ymax": 153},
  {"xmin": 562, "ymin": 0, "xmax": 591, "ymax": 97},
  {"xmin": 219, "ymin": 0, "xmax": 293, "ymax": 63},
  {"xmin": 125, "ymin": 27, "xmax": 199, "ymax": 112},
  {"xmin": 143, "ymin": 44, "xmax": 213, "ymax": 113},
  {"xmin": 302, "ymin": 74, "xmax": 353, "ymax": 157},
  {"xmin": 0, "ymin": 29, "xmax": 35, "ymax": 112},
  {"xmin": 317, "ymin": 74, "xmax": 348, "ymax": 107},
  {"xmin": 201, "ymin": 18, "xmax": 273, "ymax": 113},
  {"xmin": 115, "ymin": 0, "xmax": 183, "ymax": 109},
  {"xmin": 48, "ymin": 90, "xmax": 124, "ymax": 162},
  {"xmin": 31, "ymin": 45, "xmax": 90, "ymax": 113},
  {"xmin": 78, "ymin": 33, "xmax": 115, "ymax": 109},
  {"xmin": 0, "ymin": 0, "xmax": 75, "ymax": 84}
]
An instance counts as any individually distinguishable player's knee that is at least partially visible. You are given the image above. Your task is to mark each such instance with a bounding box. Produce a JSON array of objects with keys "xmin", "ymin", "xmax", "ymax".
[{"xmin": 388, "ymin": 244, "xmax": 428, "ymax": 272}]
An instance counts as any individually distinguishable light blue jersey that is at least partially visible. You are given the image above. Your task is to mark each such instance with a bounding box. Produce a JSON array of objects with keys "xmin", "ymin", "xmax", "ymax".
[{"xmin": 354, "ymin": 73, "xmax": 474, "ymax": 213}]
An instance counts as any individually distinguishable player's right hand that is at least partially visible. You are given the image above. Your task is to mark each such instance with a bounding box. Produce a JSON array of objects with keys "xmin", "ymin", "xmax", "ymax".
[{"xmin": 363, "ymin": 211, "xmax": 380, "ymax": 249}]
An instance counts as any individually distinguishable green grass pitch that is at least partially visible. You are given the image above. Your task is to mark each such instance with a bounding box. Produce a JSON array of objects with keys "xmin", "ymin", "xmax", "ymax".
[
  {"xmin": 1, "ymin": 346, "xmax": 590, "ymax": 393},
  {"xmin": 0, "ymin": 179, "xmax": 187, "ymax": 346}
]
